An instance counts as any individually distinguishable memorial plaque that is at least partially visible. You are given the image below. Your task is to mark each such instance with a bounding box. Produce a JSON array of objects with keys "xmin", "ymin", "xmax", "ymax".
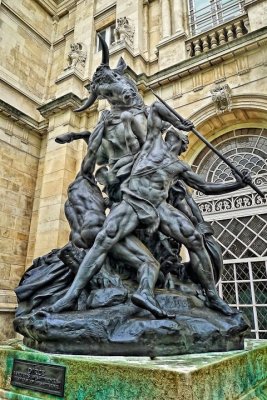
[{"xmin": 11, "ymin": 359, "xmax": 66, "ymax": 397}]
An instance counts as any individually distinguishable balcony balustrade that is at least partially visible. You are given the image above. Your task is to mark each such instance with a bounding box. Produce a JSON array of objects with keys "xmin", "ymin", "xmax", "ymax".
[{"xmin": 186, "ymin": 15, "xmax": 250, "ymax": 57}]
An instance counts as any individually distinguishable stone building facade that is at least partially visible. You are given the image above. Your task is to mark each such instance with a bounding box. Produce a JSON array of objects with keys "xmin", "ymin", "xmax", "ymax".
[{"xmin": 0, "ymin": 0, "xmax": 266, "ymax": 340}]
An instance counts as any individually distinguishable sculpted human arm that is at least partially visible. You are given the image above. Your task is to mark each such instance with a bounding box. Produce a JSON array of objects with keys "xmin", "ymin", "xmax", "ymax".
[
  {"xmin": 96, "ymin": 143, "xmax": 109, "ymax": 165},
  {"xmin": 145, "ymin": 102, "xmax": 193, "ymax": 150},
  {"xmin": 55, "ymin": 131, "xmax": 91, "ymax": 144},
  {"xmin": 80, "ymin": 121, "xmax": 105, "ymax": 177},
  {"xmin": 153, "ymin": 102, "xmax": 194, "ymax": 132},
  {"xmin": 180, "ymin": 165, "xmax": 252, "ymax": 195}
]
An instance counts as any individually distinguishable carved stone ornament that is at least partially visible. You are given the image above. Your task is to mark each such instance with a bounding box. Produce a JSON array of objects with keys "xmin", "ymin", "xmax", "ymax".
[
  {"xmin": 65, "ymin": 42, "xmax": 87, "ymax": 70},
  {"xmin": 211, "ymin": 83, "xmax": 232, "ymax": 113},
  {"xmin": 114, "ymin": 17, "xmax": 135, "ymax": 46}
]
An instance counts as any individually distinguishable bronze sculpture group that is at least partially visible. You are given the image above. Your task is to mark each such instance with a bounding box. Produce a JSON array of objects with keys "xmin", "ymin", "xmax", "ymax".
[{"xmin": 14, "ymin": 36, "xmax": 254, "ymax": 356}]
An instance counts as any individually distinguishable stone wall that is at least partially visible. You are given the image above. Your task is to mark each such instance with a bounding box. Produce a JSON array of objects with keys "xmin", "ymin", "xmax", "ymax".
[
  {"xmin": 0, "ymin": 1, "xmax": 53, "ymax": 109},
  {"xmin": 0, "ymin": 0, "xmax": 50, "ymax": 338},
  {"xmin": 0, "ymin": 115, "xmax": 41, "ymax": 340}
]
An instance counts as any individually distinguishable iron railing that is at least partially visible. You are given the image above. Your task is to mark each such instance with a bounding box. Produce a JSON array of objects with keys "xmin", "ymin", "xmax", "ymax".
[{"xmin": 189, "ymin": 0, "xmax": 245, "ymax": 36}]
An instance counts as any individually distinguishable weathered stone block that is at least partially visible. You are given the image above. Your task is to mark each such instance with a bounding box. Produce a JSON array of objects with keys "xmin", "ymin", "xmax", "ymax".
[
  {"xmin": 0, "ymin": 238, "xmax": 13, "ymax": 254},
  {"xmin": 0, "ymin": 340, "xmax": 266, "ymax": 400}
]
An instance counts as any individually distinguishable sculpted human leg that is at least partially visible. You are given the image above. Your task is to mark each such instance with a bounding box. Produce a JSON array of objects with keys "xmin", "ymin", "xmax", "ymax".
[
  {"xmin": 158, "ymin": 203, "xmax": 235, "ymax": 315},
  {"xmin": 112, "ymin": 235, "xmax": 175, "ymax": 318},
  {"xmin": 49, "ymin": 201, "xmax": 139, "ymax": 312},
  {"xmin": 64, "ymin": 175, "xmax": 174, "ymax": 318}
]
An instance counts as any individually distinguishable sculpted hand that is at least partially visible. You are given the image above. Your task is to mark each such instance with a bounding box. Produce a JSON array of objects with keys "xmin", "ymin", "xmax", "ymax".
[
  {"xmin": 179, "ymin": 119, "xmax": 194, "ymax": 132},
  {"xmin": 232, "ymin": 169, "xmax": 252, "ymax": 187}
]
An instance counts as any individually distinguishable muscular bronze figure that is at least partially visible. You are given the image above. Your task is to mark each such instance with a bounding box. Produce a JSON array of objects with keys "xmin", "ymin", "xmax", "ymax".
[
  {"xmin": 14, "ymin": 35, "xmax": 254, "ymax": 356},
  {"xmin": 49, "ymin": 101, "xmax": 251, "ymax": 316}
]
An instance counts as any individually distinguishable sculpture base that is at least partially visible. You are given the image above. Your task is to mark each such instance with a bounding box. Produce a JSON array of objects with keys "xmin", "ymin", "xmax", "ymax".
[
  {"xmin": 14, "ymin": 290, "xmax": 250, "ymax": 356},
  {"xmin": 0, "ymin": 340, "xmax": 266, "ymax": 400}
]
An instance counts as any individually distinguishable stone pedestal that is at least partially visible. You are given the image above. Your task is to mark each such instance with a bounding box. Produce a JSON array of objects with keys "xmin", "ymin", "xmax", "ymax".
[
  {"xmin": 14, "ymin": 288, "xmax": 250, "ymax": 357},
  {"xmin": 0, "ymin": 340, "xmax": 266, "ymax": 400}
]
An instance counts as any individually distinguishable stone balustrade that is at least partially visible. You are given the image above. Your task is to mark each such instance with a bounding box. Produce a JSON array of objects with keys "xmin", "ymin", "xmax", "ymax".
[{"xmin": 186, "ymin": 16, "xmax": 250, "ymax": 57}]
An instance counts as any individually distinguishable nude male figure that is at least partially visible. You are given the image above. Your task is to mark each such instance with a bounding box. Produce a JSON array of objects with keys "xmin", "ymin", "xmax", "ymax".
[
  {"xmin": 50, "ymin": 102, "xmax": 251, "ymax": 316},
  {"xmin": 55, "ymin": 121, "xmax": 173, "ymax": 318},
  {"xmin": 165, "ymin": 128, "xmax": 224, "ymax": 283}
]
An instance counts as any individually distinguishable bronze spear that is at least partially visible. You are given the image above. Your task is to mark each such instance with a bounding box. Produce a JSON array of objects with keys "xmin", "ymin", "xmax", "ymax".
[{"xmin": 151, "ymin": 89, "xmax": 265, "ymax": 198}]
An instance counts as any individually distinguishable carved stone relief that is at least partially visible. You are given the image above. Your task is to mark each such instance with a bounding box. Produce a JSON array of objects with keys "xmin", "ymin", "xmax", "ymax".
[
  {"xmin": 210, "ymin": 83, "xmax": 232, "ymax": 113},
  {"xmin": 65, "ymin": 42, "xmax": 87, "ymax": 71},
  {"xmin": 113, "ymin": 17, "xmax": 135, "ymax": 47}
]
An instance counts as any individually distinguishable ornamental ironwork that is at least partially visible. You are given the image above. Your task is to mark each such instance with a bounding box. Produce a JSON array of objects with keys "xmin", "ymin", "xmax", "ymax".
[
  {"xmin": 198, "ymin": 191, "xmax": 267, "ymax": 215},
  {"xmin": 194, "ymin": 128, "xmax": 267, "ymax": 339}
]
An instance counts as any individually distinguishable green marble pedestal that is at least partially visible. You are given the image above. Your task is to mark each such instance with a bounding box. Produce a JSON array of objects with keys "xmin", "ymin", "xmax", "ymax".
[{"xmin": 0, "ymin": 340, "xmax": 266, "ymax": 400}]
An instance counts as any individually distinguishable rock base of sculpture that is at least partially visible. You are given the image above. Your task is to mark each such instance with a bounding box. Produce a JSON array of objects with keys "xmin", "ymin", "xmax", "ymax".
[
  {"xmin": 14, "ymin": 289, "xmax": 249, "ymax": 356},
  {"xmin": 0, "ymin": 340, "xmax": 266, "ymax": 400}
]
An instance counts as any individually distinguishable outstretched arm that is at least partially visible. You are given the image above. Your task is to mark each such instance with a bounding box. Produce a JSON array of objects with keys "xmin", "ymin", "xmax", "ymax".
[
  {"xmin": 152, "ymin": 102, "xmax": 193, "ymax": 132},
  {"xmin": 56, "ymin": 114, "xmax": 106, "ymax": 178},
  {"xmin": 144, "ymin": 102, "xmax": 193, "ymax": 150},
  {"xmin": 181, "ymin": 166, "xmax": 252, "ymax": 195},
  {"xmin": 55, "ymin": 131, "xmax": 91, "ymax": 144}
]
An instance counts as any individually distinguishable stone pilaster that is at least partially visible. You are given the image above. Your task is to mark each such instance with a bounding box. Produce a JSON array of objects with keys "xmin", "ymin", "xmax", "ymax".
[
  {"xmin": 115, "ymin": 0, "xmax": 144, "ymax": 53},
  {"xmin": 72, "ymin": 0, "xmax": 95, "ymax": 77},
  {"xmin": 29, "ymin": 95, "xmax": 84, "ymax": 259},
  {"xmin": 161, "ymin": 0, "xmax": 171, "ymax": 39},
  {"xmin": 53, "ymin": 0, "xmax": 94, "ymax": 101},
  {"xmin": 245, "ymin": 0, "xmax": 267, "ymax": 31},
  {"xmin": 142, "ymin": 1, "xmax": 150, "ymax": 58},
  {"xmin": 172, "ymin": 0, "xmax": 185, "ymax": 34},
  {"xmin": 0, "ymin": 102, "xmax": 44, "ymax": 338}
]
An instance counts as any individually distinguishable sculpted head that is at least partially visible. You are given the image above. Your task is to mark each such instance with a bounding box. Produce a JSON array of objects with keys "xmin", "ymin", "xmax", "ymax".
[{"xmin": 75, "ymin": 35, "xmax": 143, "ymax": 111}]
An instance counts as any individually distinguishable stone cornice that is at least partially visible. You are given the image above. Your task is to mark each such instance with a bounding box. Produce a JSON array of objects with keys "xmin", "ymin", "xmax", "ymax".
[
  {"xmin": 109, "ymin": 40, "xmax": 148, "ymax": 63},
  {"xmin": 127, "ymin": 26, "xmax": 267, "ymax": 90},
  {"xmin": 0, "ymin": 100, "xmax": 48, "ymax": 135},
  {"xmin": 94, "ymin": 2, "xmax": 116, "ymax": 19},
  {"xmin": 57, "ymin": 0, "xmax": 78, "ymax": 17},
  {"xmin": 156, "ymin": 31, "xmax": 187, "ymax": 51},
  {"xmin": 32, "ymin": 0, "xmax": 78, "ymax": 17},
  {"xmin": 55, "ymin": 68, "xmax": 89, "ymax": 84},
  {"xmin": 34, "ymin": 0, "xmax": 58, "ymax": 16},
  {"xmin": 244, "ymin": 0, "xmax": 266, "ymax": 7},
  {"xmin": 37, "ymin": 93, "xmax": 83, "ymax": 117}
]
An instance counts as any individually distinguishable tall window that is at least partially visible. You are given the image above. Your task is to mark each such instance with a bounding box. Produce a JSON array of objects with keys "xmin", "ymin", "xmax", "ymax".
[
  {"xmin": 193, "ymin": 128, "xmax": 267, "ymax": 339},
  {"xmin": 96, "ymin": 23, "xmax": 116, "ymax": 52},
  {"xmin": 188, "ymin": 0, "xmax": 245, "ymax": 35}
]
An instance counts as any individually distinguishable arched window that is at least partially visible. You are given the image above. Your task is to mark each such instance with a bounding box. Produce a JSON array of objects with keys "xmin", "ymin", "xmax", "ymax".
[
  {"xmin": 194, "ymin": 130, "xmax": 267, "ymax": 188},
  {"xmin": 192, "ymin": 128, "xmax": 267, "ymax": 339},
  {"xmin": 188, "ymin": 0, "xmax": 245, "ymax": 35}
]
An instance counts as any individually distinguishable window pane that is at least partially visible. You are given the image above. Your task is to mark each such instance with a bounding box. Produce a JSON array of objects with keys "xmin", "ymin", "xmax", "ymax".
[
  {"xmin": 96, "ymin": 24, "xmax": 116, "ymax": 51},
  {"xmin": 99, "ymin": 29, "xmax": 106, "ymax": 40},
  {"xmin": 194, "ymin": 0, "xmax": 210, "ymax": 11},
  {"xmin": 96, "ymin": 29, "xmax": 106, "ymax": 52},
  {"xmin": 220, "ymin": 0, "xmax": 242, "ymax": 21},
  {"xmin": 194, "ymin": 130, "xmax": 267, "ymax": 340},
  {"xmin": 193, "ymin": 0, "xmax": 213, "ymax": 33},
  {"xmin": 110, "ymin": 24, "xmax": 116, "ymax": 46},
  {"xmin": 190, "ymin": 0, "xmax": 244, "ymax": 35}
]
